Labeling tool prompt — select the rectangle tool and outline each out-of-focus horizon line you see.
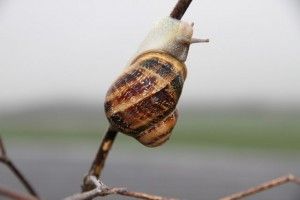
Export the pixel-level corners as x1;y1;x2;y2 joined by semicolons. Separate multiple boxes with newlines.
0;98;299;114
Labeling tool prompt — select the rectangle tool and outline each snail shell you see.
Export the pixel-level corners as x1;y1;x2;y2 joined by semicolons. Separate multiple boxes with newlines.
105;17;196;147
105;51;186;147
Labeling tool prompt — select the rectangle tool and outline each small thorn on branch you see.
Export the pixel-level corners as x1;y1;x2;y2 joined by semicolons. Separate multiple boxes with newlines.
0;136;7;158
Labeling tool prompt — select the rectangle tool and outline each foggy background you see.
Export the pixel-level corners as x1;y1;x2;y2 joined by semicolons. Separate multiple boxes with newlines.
0;0;299;199
0;0;300;109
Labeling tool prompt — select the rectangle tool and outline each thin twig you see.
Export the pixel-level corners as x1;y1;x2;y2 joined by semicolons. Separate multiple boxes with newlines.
67;176;179;200
82;126;118;191
0;137;39;198
111;188;179;200
170;0;193;20
0;186;38;200
220;174;300;200
0;136;7;157
87;126;118;178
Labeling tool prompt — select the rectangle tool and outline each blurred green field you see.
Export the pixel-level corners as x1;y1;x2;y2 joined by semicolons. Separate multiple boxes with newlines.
1;104;299;152
173;112;300;151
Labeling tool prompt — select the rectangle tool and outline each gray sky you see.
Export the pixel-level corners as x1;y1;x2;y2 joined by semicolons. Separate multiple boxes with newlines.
0;0;299;109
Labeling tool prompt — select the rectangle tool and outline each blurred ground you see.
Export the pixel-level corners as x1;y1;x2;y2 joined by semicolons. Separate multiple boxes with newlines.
0;143;299;200
0;103;300;199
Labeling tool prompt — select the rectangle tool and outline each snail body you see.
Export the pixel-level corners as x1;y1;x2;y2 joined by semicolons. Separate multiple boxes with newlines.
105;17;199;147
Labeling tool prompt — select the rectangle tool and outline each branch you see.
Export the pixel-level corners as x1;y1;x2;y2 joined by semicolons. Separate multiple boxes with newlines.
67;176;179;200
81;0;195;195
220;174;300;200
170;0;193;20
0;136;40;199
82;126;118;191
0;186;38;200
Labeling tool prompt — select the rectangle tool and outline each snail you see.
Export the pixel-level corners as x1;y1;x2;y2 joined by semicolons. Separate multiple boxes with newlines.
104;17;204;147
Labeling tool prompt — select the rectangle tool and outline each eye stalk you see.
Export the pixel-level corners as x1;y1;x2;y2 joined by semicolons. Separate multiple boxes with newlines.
177;36;209;44
191;38;210;43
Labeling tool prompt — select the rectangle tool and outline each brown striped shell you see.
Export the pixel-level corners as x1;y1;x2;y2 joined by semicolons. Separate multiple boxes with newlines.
104;51;187;147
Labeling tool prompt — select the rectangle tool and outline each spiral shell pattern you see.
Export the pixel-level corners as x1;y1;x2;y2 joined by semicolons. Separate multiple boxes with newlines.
105;51;187;147
136;110;178;147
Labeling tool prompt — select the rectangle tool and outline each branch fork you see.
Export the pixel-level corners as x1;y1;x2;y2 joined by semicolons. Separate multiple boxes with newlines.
68;175;178;200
